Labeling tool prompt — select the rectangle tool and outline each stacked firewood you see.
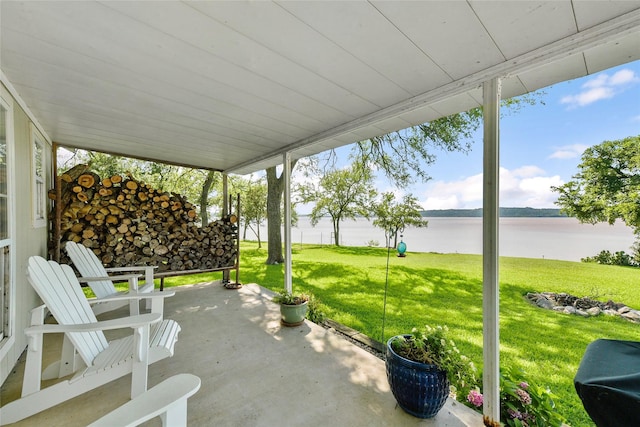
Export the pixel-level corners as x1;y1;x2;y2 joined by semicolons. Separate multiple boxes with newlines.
50;164;238;272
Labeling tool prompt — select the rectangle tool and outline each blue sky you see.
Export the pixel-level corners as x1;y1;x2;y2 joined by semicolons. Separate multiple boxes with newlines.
397;59;640;210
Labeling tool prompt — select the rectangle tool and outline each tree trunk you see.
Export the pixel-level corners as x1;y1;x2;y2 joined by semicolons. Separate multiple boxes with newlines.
333;217;340;246
199;170;216;225
265;159;297;264
256;221;262;249
266;167;284;264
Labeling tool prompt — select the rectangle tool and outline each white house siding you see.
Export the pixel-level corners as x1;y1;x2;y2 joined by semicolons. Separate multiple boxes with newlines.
0;81;52;384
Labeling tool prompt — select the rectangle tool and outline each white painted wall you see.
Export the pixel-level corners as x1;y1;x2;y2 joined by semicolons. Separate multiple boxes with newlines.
0;80;52;384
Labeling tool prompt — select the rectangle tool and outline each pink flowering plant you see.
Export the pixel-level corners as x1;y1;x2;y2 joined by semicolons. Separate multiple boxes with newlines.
465;367;566;427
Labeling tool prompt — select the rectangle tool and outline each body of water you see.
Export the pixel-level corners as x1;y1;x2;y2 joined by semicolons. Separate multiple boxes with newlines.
277;217;637;262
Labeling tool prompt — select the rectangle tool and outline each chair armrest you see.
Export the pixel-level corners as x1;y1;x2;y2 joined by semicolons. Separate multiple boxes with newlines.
91;290;175;305
25;313;162;335
78;274;142;283
105;266;158;273
88;374;201;427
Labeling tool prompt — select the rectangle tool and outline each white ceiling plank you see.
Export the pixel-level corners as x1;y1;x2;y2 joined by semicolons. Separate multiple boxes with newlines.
372;1;506;80
583;31;640;74
277;1;452;96
470;1;577;60
368;116;413;134
396;106;444;128
518;54;588;93
573;0;640;31
3;52;307;145
100;1;381;115
1;11;333;136
187;0;411;107
429;93;482;119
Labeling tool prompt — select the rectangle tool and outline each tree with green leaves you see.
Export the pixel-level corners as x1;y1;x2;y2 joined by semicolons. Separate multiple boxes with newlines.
241;177;268;247
552;135;640;259
373;192;428;248
303;164;377;246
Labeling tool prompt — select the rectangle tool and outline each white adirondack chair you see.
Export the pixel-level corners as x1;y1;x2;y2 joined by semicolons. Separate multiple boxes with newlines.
0;256;181;425
88;373;201;427
65;241;159;316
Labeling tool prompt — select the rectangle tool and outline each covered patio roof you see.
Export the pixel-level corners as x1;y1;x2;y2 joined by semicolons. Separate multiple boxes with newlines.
2;1;639;175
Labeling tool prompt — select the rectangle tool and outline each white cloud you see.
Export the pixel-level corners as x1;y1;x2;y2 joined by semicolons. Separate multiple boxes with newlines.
548;143;589;159
560;87;614;107
560;68;639;109
421;167;563;209
421;174;483;209
610;69;637;85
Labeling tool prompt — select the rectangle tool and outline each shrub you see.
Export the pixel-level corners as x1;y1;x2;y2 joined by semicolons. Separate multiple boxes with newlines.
582;249;638;267
306;293;327;324
466;367;566;427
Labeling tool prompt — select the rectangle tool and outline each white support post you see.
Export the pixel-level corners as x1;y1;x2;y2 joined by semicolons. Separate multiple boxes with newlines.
483;78;501;424
222;174;228;217
222;173;230;284
283;153;292;293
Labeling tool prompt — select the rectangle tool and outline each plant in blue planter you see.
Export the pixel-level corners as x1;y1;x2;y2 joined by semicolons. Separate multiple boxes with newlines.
386;325;478;418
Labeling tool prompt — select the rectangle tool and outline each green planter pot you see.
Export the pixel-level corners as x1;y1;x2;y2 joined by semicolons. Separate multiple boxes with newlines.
280;301;308;326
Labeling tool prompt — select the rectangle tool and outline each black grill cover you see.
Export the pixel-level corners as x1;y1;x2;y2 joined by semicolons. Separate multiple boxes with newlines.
574;339;640;427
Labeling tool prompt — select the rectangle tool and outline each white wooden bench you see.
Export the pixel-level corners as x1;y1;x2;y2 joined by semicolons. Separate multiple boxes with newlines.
88;374;201;427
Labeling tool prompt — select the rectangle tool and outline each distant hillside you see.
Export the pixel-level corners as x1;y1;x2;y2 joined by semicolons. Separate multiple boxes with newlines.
421;207;567;217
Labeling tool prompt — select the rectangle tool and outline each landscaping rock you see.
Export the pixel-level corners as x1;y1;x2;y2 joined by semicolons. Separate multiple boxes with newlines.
564;306;577;315
526;292;639;324
587;307;601;316
536;296;554;310
621;311;640;323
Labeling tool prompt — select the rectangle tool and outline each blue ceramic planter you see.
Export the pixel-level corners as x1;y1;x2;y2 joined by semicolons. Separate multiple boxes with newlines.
385;335;450;418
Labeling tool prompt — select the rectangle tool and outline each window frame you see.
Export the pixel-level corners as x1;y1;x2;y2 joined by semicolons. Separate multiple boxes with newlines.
0;94;16;356
31;126;47;228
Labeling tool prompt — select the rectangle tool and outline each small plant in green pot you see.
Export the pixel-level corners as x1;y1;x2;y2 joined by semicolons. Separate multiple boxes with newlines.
272;290;309;327
386;325;478;418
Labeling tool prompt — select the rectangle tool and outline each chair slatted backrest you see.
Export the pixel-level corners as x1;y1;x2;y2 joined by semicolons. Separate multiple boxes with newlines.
27;256;109;366
65;241;115;299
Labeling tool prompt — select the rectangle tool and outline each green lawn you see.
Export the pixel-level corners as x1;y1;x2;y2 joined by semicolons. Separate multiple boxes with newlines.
162;241;640;427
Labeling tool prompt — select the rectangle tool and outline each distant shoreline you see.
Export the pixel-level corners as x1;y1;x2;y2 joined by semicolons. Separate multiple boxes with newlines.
421;207;566;218
297;207;568;218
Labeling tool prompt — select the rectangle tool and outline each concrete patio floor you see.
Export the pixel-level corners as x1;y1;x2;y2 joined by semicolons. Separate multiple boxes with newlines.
1;280;483;426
